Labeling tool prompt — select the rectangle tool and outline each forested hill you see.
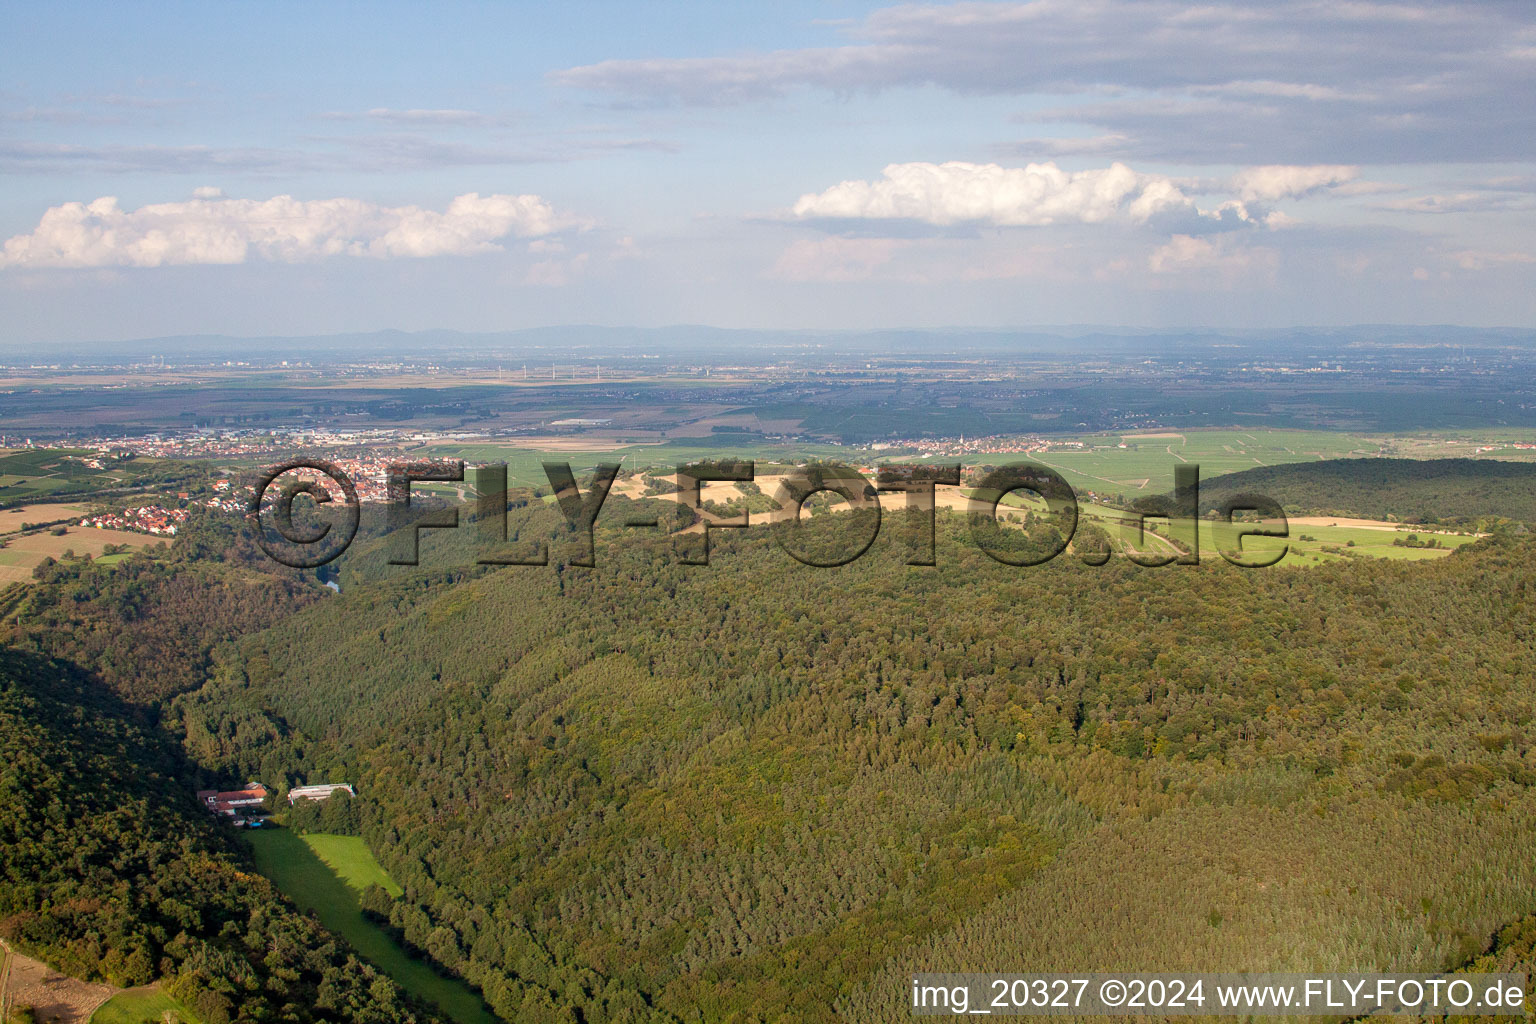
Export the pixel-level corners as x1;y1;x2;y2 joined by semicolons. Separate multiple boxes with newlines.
1196;457;1536;525
5;511;322;704
172;511;1536;1024
0;647;444;1024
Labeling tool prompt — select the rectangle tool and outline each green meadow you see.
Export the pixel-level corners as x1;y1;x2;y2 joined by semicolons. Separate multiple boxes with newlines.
246;828;494;1024
1022;428;1379;496
1105;517;1477;567
414;427;1391;496
946;484;1476;568
92;987;199;1024
405;426;1536;505
301;832;404;897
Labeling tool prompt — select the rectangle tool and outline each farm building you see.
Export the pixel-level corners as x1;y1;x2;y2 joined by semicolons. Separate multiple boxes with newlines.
196;783;268;817
288;783;355;804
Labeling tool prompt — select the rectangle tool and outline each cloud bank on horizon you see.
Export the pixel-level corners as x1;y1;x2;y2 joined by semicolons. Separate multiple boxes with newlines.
0;192;570;269
1;0;1534;337
787;161;1359;229
4;159;1356;269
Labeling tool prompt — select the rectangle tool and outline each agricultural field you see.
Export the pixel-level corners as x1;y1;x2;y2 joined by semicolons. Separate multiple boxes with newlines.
1;945;116;1024
1018;428;1380;497
0;526;161;584
605;463;1480;571
1373;428;1536;460
0;449;123;501
245;828;493;1024
985;489;1478;568
0;449;201;504
222;427;1536;517
594;471;1481;573
955;507;1470;568
414;439;853;488
408;427;1536;507
0;502;91;535
1120;517;1479;568
412;444;635;488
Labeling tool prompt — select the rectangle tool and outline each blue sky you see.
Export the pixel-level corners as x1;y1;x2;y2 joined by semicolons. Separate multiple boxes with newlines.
3;1;1535;343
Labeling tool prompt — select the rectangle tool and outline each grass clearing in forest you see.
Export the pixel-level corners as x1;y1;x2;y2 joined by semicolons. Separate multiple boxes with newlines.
91;987;199;1024
301;833;404;897
246;828;493;1024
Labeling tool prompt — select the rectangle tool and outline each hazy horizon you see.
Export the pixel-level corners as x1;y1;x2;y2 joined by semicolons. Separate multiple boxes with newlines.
4;322;1535;355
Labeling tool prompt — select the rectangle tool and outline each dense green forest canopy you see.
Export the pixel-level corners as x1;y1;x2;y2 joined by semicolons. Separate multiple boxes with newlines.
1195;458;1536;526
4;489;1535;1023
0;647;441;1024
165;499;1536;1023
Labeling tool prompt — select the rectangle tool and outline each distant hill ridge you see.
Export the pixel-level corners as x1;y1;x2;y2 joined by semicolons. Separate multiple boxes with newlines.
1197;457;1536;524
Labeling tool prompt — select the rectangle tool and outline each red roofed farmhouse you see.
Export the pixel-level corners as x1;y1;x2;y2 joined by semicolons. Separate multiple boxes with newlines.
195;783;268;817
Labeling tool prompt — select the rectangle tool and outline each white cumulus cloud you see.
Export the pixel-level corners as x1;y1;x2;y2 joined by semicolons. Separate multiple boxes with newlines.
789;160;1366;231
791;161;1193;227
0;191;571;269
1227;164;1358;201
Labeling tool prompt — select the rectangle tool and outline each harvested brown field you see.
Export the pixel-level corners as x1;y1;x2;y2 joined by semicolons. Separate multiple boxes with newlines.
0;503;92;535
1;943;117;1024
0;527;161;583
1286;515;1473;533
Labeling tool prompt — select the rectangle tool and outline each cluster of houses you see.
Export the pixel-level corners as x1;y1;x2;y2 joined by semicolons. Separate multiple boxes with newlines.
202;482;248;514
289;457;395;502
870;434;1094;459
195;781;355;828
78;504;190;535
